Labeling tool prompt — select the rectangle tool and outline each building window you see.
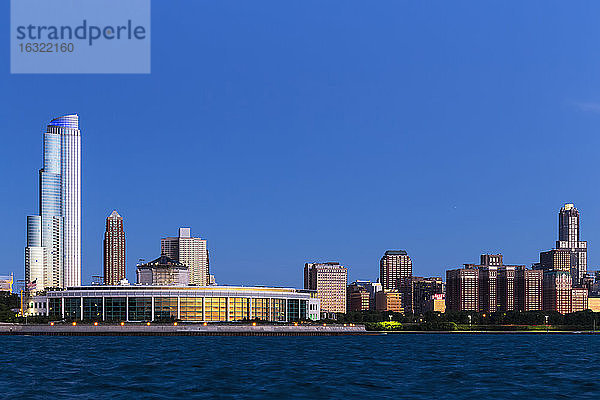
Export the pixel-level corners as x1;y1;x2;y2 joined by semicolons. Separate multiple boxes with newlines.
48;298;62;320
128;297;152;321
105;297;126;321
287;299;300;321
83;297;102;321
251;298;270;321
154;297;178;321
271;299;286;322
229;298;249;321
64;297;81;320
205;297;226;321
180;297;203;321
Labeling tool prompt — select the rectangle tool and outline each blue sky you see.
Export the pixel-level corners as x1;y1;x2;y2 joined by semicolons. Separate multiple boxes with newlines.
3;1;600;287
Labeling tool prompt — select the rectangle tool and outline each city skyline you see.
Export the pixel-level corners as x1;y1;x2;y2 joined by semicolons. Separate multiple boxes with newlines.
5;3;600;399
16;114;598;289
16;118;600;288
5;2;600;288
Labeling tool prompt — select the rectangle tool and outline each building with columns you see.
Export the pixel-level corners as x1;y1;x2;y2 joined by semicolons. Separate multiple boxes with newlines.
31;286;320;322
136;255;189;286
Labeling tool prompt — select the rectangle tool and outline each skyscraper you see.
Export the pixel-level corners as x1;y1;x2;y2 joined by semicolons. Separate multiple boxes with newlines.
25;114;81;290
411;276;445;314
543;270;573;314
446;267;479;311
379;250;413;311
304;262;348;313
379;250;412;291
515;267;543;312
346;283;370;312
556;203;587;285
103;210;126;285
161;228;209;286
447;254;542;313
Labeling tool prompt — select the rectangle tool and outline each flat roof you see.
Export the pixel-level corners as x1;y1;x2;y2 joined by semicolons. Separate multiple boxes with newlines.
44;285;317;299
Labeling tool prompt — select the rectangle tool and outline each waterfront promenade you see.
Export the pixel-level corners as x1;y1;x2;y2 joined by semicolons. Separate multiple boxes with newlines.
0;323;368;336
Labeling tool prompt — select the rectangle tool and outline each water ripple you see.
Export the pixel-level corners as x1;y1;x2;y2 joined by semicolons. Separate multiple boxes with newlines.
1;335;599;399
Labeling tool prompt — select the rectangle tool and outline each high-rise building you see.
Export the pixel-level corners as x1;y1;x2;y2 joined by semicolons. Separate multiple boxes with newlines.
346;283;370;312
25;114;81;291
103;210;126;285
556;203;587;285
161;228;209;286
447;254;535;312
447;263;544;313
380;250;412;291
304;262;347;313
348;280;382;310
136;255;189;286
536;249;571;272
543;270;573;314
375;290;403;313
571;287;588;313
411;276;444;314
478;266;498;313
497;266;516;312
446;267;479;311
533;245;591;313
515;267;543;312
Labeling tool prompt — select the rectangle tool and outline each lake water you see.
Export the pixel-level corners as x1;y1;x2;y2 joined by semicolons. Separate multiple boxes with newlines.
1;334;599;399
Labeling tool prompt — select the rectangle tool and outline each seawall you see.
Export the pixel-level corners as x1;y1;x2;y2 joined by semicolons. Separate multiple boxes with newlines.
0;323;368;336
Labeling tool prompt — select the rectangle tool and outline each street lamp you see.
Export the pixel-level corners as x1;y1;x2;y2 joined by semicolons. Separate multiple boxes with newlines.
545;315;549;333
468;314;472;330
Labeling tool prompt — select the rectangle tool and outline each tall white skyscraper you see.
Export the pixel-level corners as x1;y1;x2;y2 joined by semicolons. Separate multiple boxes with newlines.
161;228;209;286
25;114;81;290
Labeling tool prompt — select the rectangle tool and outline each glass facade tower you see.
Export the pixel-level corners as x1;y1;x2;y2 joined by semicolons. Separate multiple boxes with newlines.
25;115;81;290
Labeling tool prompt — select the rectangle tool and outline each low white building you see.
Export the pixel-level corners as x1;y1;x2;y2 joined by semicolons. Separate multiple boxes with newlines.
31;285;320;322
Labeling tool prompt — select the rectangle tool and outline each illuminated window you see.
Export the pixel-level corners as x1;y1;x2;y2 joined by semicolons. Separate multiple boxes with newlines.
180;297;203;321
229;297;249;321
251;298;270;321
205;297;226;321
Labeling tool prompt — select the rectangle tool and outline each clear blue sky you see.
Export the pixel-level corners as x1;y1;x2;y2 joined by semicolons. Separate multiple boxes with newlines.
2;1;600;287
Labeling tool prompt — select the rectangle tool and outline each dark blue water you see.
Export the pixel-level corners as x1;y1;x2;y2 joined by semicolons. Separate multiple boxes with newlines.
1;334;599;399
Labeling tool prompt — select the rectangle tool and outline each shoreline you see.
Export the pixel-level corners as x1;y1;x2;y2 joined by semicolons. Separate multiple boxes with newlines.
375;330;600;334
0;323;370;336
0;324;597;336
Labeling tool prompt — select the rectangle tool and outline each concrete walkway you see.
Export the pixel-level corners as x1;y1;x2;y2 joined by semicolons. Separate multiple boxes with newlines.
0;323;368;336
